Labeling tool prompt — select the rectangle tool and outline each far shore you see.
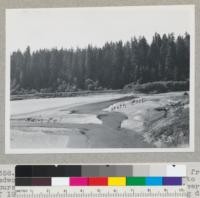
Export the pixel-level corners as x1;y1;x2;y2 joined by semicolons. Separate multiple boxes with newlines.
11;89;123;101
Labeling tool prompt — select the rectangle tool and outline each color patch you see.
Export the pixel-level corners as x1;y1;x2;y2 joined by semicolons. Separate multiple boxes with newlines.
108;177;126;186
163;177;182;186
15;178;32;186
133;166;149;176
15;166;33;177
81;166;100;176
149;165;167;176
166;165;186;177
32;178;51;186
70;177;88;186
88;177;108;186
126;177;146;186
51;177;69;186
98;166;117;176
145;177;163;186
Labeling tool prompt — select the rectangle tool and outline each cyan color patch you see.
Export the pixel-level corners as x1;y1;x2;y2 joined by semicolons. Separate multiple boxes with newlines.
145;177;163;186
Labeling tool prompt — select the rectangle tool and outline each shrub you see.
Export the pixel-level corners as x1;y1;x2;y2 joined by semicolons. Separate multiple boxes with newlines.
125;81;189;93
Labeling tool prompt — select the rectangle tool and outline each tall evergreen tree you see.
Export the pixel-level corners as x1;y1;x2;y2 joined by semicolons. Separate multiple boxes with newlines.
10;33;190;93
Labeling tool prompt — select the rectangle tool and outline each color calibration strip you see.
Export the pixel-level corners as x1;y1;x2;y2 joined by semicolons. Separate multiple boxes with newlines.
15;177;183;186
15;165;185;187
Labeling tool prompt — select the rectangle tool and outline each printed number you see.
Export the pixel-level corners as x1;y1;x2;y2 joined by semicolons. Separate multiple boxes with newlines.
147;189;151;192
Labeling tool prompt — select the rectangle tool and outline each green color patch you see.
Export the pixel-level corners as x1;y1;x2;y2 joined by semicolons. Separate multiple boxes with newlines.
126;177;146;186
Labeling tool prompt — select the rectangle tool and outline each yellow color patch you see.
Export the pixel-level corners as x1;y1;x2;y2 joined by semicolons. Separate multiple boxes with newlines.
108;177;126;186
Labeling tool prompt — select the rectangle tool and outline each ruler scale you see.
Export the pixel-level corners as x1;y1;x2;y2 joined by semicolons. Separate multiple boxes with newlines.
0;163;200;198
14;191;190;198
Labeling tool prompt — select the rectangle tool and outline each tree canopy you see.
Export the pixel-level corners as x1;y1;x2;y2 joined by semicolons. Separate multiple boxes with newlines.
11;33;190;94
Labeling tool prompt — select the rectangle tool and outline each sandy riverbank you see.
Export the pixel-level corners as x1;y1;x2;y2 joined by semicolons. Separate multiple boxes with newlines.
10;91;189;149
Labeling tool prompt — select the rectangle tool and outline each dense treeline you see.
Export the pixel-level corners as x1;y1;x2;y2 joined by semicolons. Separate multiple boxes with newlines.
11;33;190;94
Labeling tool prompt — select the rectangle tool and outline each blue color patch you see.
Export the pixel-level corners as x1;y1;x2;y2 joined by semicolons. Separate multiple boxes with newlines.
145;177;163;186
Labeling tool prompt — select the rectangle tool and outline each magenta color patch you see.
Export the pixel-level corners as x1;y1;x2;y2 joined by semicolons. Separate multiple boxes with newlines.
69;177;88;186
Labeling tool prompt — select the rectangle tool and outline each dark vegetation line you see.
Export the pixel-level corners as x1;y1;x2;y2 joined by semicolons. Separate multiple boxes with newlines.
11;33;190;95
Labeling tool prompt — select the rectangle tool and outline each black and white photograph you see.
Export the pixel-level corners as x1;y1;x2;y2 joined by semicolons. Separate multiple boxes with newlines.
6;5;194;153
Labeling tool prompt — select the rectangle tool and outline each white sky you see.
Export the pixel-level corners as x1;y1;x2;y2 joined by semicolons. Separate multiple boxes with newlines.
6;5;194;53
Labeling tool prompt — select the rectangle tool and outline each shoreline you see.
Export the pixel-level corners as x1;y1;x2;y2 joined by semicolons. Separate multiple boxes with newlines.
11;89;123;101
